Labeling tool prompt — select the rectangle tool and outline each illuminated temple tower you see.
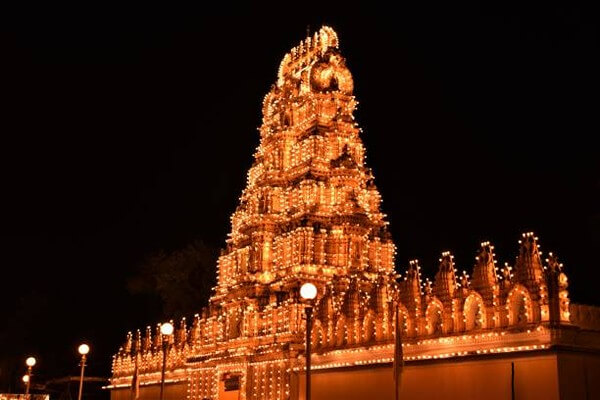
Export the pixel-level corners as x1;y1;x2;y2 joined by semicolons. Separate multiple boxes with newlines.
110;27;600;400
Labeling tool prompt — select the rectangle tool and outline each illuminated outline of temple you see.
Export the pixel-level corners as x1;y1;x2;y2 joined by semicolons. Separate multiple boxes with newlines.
109;27;600;400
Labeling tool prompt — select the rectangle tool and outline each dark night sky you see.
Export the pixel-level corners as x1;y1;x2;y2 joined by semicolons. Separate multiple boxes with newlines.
1;4;598;392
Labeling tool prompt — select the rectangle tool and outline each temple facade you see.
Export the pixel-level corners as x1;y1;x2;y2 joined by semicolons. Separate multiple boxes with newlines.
108;27;600;400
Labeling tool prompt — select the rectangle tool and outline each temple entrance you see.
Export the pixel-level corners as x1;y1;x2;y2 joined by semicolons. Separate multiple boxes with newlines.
218;373;241;400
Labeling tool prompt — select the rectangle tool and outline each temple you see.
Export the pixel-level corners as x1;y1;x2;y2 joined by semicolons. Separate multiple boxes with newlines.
108;27;600;400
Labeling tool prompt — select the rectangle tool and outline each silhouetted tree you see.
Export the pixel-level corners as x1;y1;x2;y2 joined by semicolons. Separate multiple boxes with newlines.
128;240;217;319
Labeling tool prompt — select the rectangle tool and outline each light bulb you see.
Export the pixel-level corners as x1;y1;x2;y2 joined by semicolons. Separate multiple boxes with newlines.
160;322;174;336
300;283;317;300
78;344;90;355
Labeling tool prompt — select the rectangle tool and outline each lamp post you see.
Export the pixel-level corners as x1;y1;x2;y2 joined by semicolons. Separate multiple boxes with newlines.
24;357;36;396
22;374;30;393
300;282;317;400
159;322;174;400
77;344;90;400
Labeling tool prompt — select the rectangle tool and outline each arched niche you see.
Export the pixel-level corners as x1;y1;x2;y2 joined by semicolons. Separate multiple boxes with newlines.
311;319;326;350
425;298;444;335
507;285;534;326
362;311;375;343
335;316;348;347
463;292;486;331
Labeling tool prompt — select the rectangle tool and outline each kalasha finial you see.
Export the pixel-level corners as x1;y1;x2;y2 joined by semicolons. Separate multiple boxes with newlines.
546;252;563;273
134;329;142;352
277;26;340;87
460;271;470;289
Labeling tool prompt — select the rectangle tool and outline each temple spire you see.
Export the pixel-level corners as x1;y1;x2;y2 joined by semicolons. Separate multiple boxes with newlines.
472;241;499;303
213;25;394;306
434;252;458;301
515;232;545;293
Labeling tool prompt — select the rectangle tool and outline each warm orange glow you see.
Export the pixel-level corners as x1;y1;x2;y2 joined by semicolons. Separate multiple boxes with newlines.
25;357;36;367
109;27;575;400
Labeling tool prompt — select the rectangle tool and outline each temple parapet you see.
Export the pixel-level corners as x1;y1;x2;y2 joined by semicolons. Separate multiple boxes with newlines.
112;231;587;382
570;303;600;331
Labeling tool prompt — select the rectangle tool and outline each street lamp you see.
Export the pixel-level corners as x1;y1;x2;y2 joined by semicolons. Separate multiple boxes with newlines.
24;357;36;396
77;344;90;400
300;282;317;400
159;322;174;400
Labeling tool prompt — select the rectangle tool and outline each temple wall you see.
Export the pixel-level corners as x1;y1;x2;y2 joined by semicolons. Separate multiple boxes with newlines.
110;382;188;400
557;351;600;399
295;352;600;400
108;351;600;400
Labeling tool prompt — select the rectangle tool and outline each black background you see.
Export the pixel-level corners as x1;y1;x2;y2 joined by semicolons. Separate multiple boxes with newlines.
1;4;598;391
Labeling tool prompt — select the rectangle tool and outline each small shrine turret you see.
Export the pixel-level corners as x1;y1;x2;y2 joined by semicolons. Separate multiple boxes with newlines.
434;252;458;303
471;241;499;304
